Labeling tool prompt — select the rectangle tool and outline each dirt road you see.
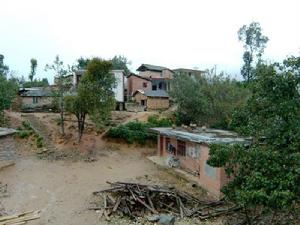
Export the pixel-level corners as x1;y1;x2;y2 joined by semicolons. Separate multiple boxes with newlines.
1;150;157;225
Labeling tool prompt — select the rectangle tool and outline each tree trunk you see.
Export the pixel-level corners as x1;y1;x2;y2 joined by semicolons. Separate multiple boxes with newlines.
59;91;65;136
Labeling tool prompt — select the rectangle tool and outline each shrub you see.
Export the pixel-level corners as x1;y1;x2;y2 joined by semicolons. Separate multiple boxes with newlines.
36;136;44;148
106;116;172;145
17;130;31;139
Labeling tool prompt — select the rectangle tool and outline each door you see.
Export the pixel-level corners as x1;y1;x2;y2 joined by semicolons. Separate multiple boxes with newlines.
159;136;164;156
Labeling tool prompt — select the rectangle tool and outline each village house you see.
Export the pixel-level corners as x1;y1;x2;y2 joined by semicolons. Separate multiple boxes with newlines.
133;90;169;110
127;73;152;99
17;87;53;112
149;127;249;197
173;68;206;78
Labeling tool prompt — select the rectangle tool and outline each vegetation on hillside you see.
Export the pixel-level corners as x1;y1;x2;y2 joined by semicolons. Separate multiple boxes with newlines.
106;115;172;144
65;58;116;142
170;72;250;129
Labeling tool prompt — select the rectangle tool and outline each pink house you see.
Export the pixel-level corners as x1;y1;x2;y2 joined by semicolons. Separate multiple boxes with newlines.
150;127;249;197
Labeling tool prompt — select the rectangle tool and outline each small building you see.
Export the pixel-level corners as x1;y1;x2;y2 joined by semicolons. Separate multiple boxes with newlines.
133;90;169;110
173;68;206;78
150;127;249;197
127;74;152;99
18;87;53;112
137;64;174;80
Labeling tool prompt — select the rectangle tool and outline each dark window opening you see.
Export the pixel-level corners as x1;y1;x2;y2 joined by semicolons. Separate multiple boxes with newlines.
177;140;186;157
141;100;145;106
143;82;147;88
152;85;157;90
33;97;38;104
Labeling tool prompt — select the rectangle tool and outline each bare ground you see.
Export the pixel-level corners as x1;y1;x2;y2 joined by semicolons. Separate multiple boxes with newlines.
0;111;218;225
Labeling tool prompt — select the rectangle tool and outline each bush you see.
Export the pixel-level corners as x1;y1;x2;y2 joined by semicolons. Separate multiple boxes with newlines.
106;116;172;145
36;136;44;148
17;130;31;139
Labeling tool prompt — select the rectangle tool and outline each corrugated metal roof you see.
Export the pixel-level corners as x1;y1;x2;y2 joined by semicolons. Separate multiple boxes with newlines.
149;127;250;145
19;89;52;97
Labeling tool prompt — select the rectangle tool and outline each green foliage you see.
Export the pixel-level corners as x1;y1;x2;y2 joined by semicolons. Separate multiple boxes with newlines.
110;55;131;75
23;78;49;88
17;130;32;139
29;58;38;82
147;115;172;127
0;64;18;125
106;121;156;144
65;58;116;142
170;73;249;129
208;57;300;224
0;54;9;77
107;116;172;145
36;136;44;148
238;21;269;81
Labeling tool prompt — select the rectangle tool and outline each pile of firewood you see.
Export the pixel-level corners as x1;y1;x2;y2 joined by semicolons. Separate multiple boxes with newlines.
0;210;40;225
90;181;240;221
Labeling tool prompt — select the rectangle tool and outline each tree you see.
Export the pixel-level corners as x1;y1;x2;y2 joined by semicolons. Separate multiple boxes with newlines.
208;58;300;224
238;22;269;81
65;58;116;142
29;58;37;82
0;54;9;77
23;78;49;88
0;55;18;124
170;72;249;128
74;57;91;70
45;55;70;135
111;55;131;75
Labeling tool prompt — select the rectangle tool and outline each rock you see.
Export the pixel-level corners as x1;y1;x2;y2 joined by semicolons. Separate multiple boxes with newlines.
158;214;175;225
146;214;160;222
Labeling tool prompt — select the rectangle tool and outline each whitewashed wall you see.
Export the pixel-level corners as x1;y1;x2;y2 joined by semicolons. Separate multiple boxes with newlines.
111;70;124;103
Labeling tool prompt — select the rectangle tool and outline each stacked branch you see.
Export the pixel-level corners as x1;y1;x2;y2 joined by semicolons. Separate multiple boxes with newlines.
90;182;240;221
0;210;40;225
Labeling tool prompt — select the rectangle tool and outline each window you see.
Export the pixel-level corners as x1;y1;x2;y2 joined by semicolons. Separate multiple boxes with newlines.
32;97;38;104
177;140;186;156
152;85;157;90
143;82;147;88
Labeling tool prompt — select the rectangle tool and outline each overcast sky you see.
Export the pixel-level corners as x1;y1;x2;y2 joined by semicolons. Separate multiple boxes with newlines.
1;0;299;83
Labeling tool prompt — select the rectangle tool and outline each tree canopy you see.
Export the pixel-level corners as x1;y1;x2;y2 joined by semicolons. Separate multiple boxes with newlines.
208;56;300;224
65;58;116;142
110;55;131;75
238;22;269;81
170;73;249;129
29;58;37;82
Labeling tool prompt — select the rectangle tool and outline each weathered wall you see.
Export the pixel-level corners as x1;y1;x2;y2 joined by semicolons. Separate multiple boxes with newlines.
133;92;147;106
147;97;169;110
21;96;52;108
127;76;152;97
139;71;162;79
111;70;124;103
158;135;229;197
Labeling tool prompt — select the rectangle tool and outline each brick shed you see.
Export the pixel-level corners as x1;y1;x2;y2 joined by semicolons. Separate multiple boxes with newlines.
150;127;249;197
133;90;169;110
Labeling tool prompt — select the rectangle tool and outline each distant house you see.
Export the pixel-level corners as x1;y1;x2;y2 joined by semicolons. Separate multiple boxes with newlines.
133;90;169;110
18;87;53;112
173;68;206;78
127;74;152;98
137;64;174;80
150;127;249;197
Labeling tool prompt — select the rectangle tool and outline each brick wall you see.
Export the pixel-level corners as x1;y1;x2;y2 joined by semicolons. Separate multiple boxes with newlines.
127;76;151;97
147;97;169;110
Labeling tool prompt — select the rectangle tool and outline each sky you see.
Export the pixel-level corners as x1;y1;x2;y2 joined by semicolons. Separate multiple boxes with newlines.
0;0;299;84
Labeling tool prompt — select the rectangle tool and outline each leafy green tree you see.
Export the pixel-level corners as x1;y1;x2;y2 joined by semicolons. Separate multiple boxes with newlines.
29;58;37;82
0;56;18;124
111;55;131;75
74;57;91;70
238;22;269;81
65;58;116;142
170;73;249;128
45;55;70;135
208;58;300;224
0;54;9;77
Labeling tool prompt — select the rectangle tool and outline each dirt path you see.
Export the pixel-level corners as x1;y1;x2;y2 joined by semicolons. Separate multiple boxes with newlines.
0;136;18;162
1;150;158;225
